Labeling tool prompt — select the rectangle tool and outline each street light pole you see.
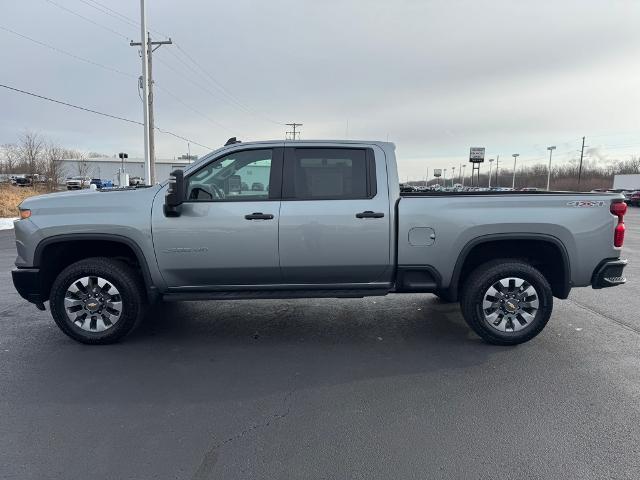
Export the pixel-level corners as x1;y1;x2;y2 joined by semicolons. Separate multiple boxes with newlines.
511;153;519;189
462;164;467;187
546;146;556;191
451;166;456;187
488;159;494;188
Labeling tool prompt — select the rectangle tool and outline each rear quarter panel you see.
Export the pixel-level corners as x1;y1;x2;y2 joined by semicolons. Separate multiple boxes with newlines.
397;194;622;288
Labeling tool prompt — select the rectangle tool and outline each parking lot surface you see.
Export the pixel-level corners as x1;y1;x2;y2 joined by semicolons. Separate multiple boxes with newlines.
1;209;639;479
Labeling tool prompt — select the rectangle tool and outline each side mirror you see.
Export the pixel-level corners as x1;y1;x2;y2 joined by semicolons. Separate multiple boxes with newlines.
164;169;185;217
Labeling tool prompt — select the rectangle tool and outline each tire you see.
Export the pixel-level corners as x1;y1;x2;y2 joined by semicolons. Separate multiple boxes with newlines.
49;257;145;344
460;259;553;345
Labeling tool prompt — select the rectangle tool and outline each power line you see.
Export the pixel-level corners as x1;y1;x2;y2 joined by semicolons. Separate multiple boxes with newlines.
0;83;141;124
77;0;171;38
75;0;140;29
154;83;235;133
43;0;131;40
0;83;213;150
172;42;284;125
154;126;211;150
0;25;135;78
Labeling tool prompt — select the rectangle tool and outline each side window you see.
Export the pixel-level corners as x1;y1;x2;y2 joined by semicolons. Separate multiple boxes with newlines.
284;148;375;200
186;149;273;201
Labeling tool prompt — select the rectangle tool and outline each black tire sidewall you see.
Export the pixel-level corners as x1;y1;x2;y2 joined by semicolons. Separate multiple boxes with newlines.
50;258;143;344
461;261;553;345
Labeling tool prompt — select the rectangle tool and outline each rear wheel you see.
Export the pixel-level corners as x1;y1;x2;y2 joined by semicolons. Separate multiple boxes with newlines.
460;259;553;345
50;257;144;344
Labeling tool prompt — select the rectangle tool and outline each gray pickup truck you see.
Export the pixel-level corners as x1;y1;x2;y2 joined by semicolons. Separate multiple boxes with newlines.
11;139;628;345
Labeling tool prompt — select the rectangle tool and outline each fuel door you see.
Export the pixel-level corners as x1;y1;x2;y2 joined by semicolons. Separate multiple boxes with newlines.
408;227;436;247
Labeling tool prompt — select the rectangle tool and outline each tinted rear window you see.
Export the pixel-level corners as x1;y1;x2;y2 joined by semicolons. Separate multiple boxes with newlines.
286;148;370;200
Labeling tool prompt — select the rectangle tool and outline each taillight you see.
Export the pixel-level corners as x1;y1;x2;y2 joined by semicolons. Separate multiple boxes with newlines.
611;201;627;248
611;201;627;217
614;223;625;248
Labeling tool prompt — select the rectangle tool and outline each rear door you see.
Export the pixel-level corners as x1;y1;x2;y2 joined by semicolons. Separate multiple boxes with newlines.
152;147;283;288
278;145;392;284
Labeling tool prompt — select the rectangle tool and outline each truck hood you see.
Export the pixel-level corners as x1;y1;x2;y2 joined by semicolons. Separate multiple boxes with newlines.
20;186;163;214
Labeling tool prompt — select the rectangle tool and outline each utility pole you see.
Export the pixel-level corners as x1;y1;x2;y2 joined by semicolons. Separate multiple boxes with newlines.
130;3;172;185
451;166;456;187
286;123;303;140
577;136;586;190
546;146;556;191
511;153;519;189
488;159;494;188
462;164;466;187
495;155;499;187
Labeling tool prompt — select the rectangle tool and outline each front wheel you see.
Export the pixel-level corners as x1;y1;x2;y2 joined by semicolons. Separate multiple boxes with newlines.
49;257;145;344
460;259;553;345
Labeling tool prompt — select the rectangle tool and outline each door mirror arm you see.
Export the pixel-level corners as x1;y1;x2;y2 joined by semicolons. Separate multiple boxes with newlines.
164;170;185;217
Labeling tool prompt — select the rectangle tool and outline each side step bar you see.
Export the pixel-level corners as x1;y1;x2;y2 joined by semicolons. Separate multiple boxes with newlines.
162;289;390;302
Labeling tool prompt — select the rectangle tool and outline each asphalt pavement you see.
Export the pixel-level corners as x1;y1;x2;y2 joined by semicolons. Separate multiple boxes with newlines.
1;209;639;479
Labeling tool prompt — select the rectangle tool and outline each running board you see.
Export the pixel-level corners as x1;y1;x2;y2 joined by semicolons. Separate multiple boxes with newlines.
162;289;390;302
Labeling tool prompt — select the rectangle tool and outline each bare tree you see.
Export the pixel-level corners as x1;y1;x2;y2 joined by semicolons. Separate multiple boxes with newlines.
44;142;67;189
1;143;20;174
19;131;45;176
76;153;90;178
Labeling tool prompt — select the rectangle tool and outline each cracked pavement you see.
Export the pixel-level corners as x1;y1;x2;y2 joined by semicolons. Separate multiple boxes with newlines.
0;208;639;479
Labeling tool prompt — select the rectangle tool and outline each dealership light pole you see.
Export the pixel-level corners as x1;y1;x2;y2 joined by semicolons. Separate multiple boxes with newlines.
546;146;556;191
488;159;494;188
511;153;519;189
461;164;467;187
451;166;456;187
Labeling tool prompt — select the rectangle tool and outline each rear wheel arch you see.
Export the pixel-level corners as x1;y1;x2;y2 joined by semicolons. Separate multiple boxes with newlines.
448;234;571;301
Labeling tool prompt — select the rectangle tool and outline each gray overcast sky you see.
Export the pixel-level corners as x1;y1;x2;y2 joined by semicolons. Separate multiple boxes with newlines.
2;0;639;180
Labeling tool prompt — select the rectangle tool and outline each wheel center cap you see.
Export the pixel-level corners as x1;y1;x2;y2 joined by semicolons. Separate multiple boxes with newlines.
505;300;517;313
86;299;100;312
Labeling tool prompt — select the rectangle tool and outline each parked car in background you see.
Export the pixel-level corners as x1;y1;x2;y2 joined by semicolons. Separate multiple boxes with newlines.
521;187;540;192
90;178;103;189
251;182;264;191
129;176;145;187
628;191;640;207
15;175;34;187
66;176;91;190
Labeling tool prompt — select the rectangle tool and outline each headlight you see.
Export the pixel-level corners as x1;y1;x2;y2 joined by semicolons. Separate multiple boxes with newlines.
19;208;31;220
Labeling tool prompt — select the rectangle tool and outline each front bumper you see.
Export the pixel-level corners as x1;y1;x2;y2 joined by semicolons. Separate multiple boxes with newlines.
592;258;627;289
11;268;46;309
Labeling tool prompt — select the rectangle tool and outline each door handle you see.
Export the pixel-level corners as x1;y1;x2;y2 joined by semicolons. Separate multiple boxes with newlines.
355;211;384;219
244;212;274;220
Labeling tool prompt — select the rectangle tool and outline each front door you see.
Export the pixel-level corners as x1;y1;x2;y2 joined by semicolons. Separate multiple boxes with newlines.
278;146;392;284
152;147;283;288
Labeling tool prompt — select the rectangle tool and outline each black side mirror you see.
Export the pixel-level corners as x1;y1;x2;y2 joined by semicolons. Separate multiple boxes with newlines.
164;169;185;217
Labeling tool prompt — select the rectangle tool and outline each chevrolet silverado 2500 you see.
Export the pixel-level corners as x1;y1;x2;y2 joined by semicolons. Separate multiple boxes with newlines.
11;140;628;345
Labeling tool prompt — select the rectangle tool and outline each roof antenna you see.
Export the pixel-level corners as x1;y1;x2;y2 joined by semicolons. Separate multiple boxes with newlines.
225;137;241;146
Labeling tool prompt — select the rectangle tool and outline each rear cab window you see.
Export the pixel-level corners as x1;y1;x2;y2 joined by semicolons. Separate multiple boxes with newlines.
283;147;377;200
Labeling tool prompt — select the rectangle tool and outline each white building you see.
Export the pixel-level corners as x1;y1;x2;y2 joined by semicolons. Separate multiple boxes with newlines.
613;174;640;190
60;157;192;184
